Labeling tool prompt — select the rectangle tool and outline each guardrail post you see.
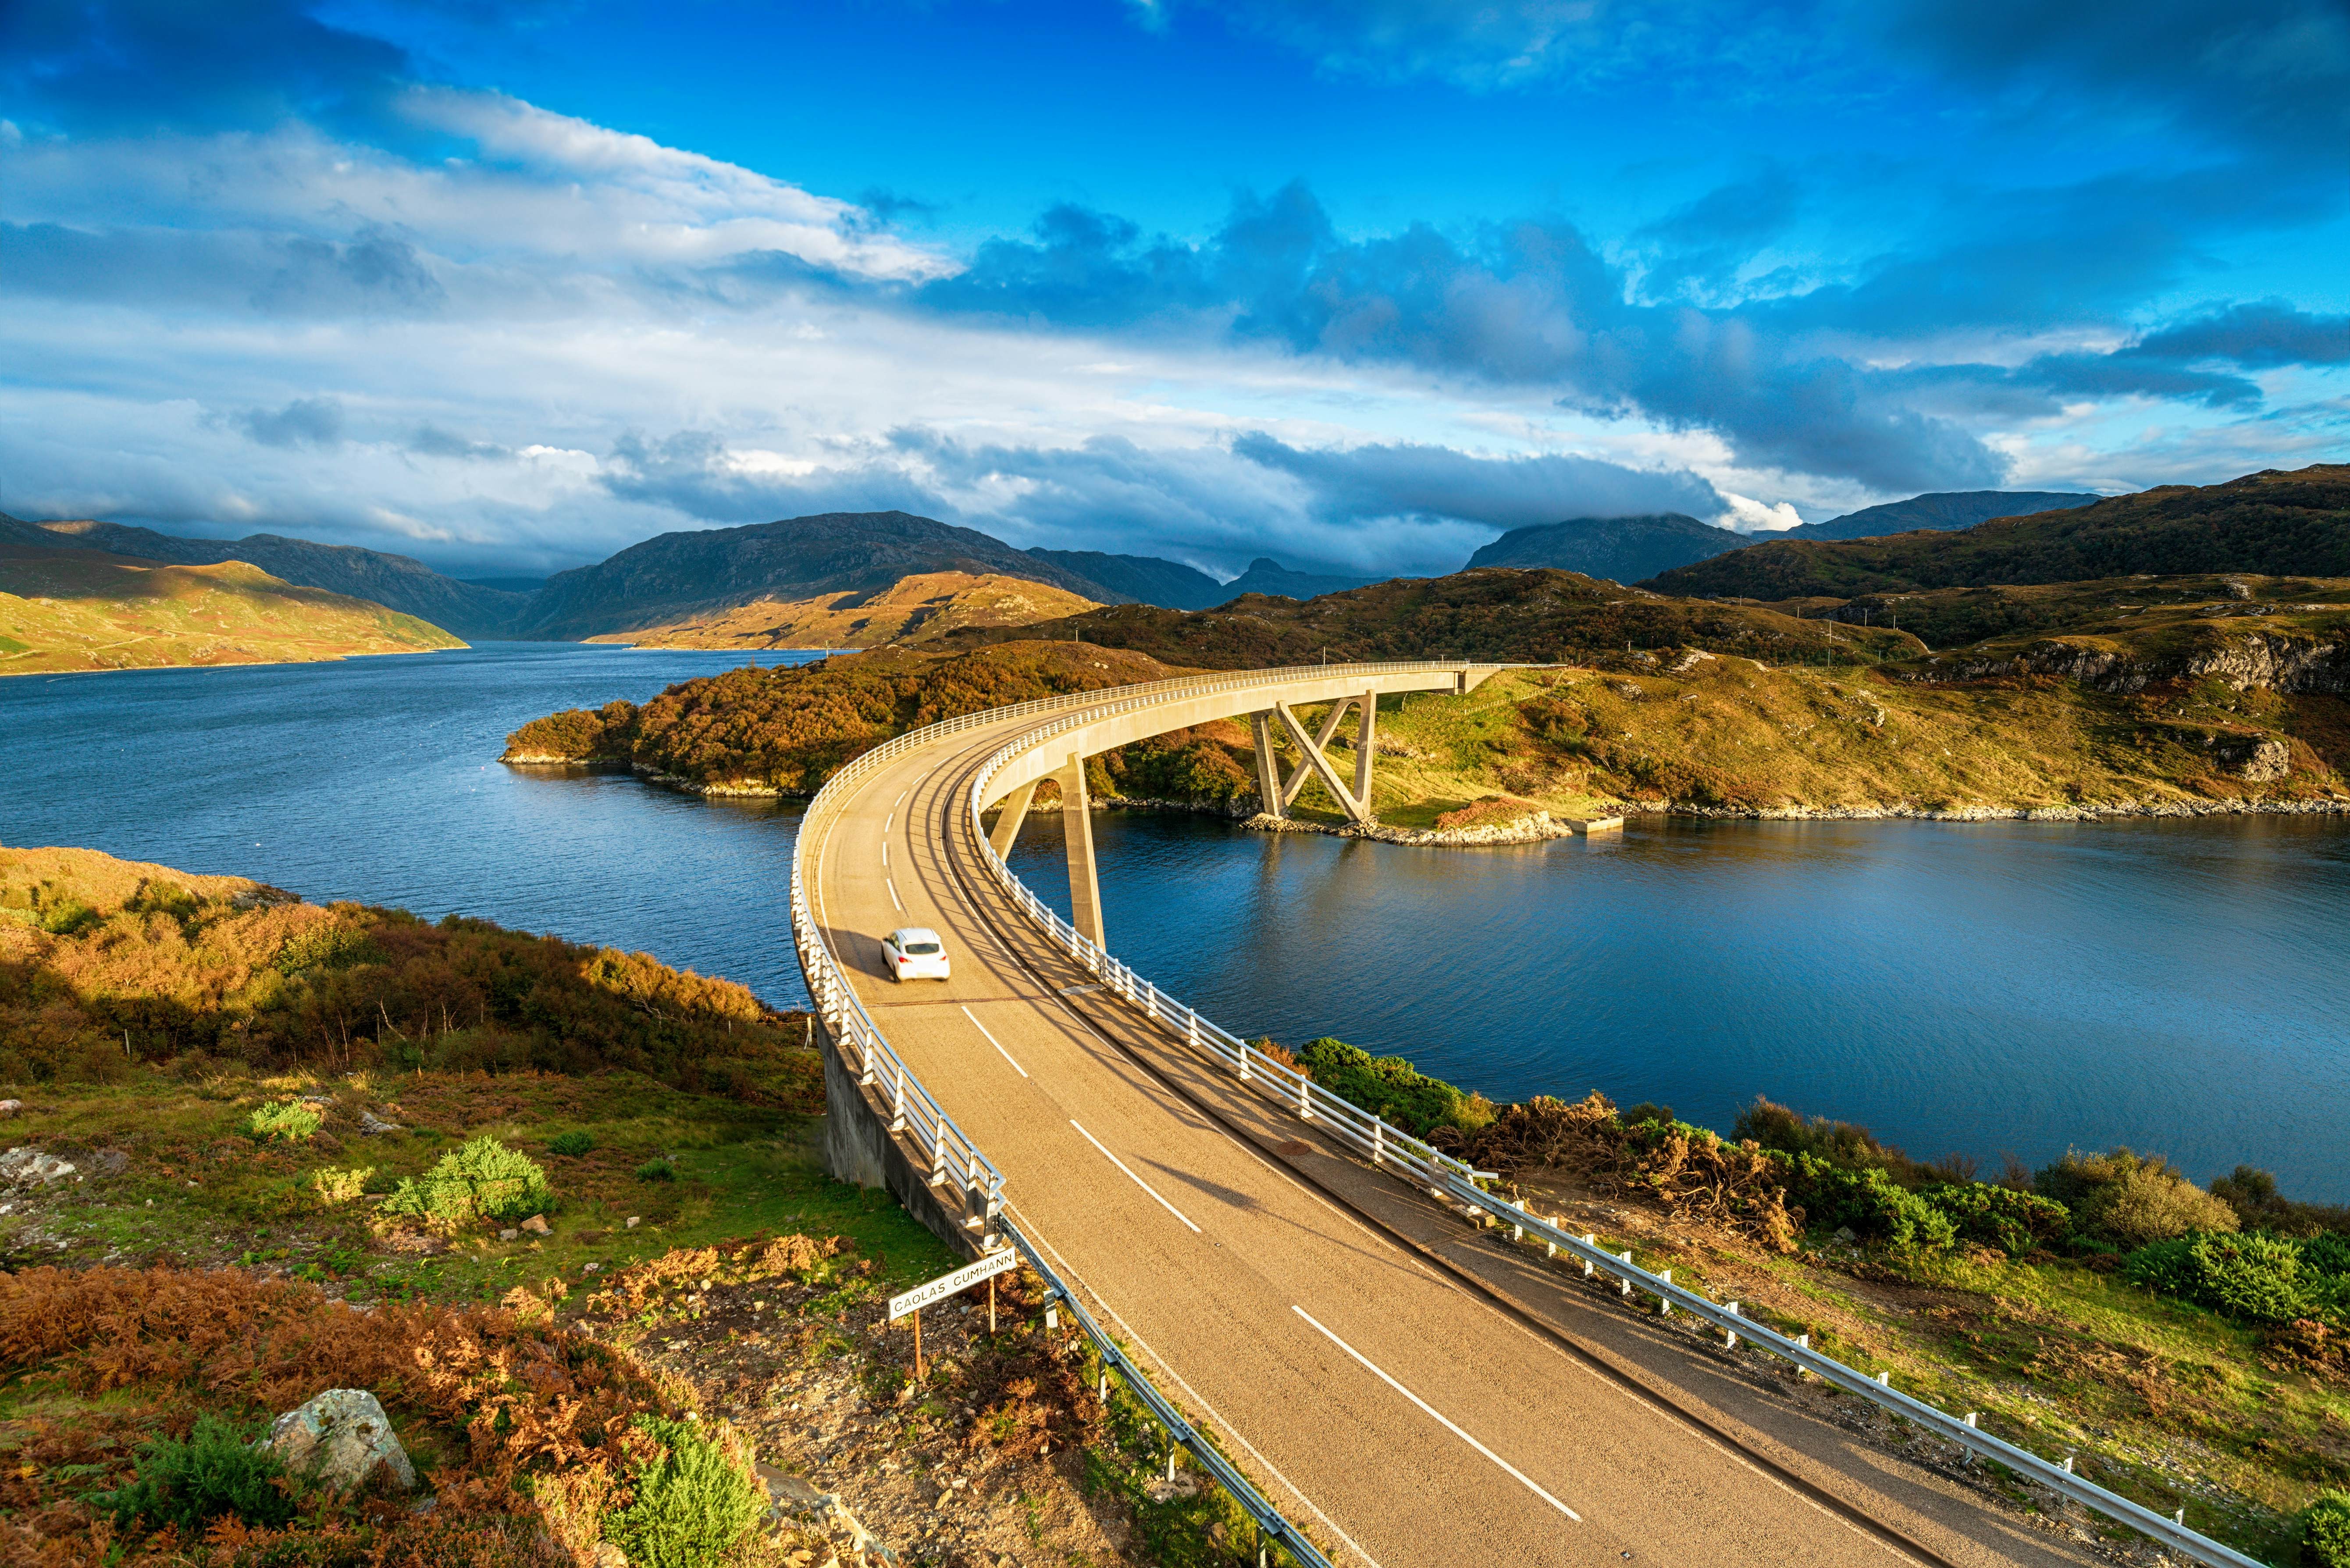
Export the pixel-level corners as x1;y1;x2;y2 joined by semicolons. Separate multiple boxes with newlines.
1371;1119;1384;1163
1657;1269;1672;1313
1299;1077;1313;1120
890;1065;906;1132
929;1122;947;1187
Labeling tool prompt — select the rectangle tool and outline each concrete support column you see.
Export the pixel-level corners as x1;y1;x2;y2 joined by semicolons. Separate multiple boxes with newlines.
1273;700;1374;826
1249;711;1286;820
1059;751;1105;948
986;780;1036;857
1281;698;1354;809
1353;689;1377;807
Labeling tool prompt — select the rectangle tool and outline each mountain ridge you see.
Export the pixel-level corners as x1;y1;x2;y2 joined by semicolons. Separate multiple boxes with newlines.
1781;490;2100;542
31;519;529;639
1465;512;1745;584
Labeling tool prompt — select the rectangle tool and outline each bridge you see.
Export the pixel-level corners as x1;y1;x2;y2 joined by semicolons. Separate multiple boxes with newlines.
792;661;2248;1568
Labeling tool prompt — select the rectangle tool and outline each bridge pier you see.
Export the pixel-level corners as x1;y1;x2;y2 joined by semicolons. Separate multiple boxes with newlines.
1059;751;1106;948
1249;711;1285;820
987;779;1036;857
1273;700;1375;825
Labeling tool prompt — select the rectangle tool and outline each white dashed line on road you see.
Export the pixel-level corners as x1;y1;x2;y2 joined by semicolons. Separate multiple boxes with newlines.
887;878;903;912
1069;1120;1201;1233
959;1006;1029;1078
1292;1305;1581;1522
882;841;889;867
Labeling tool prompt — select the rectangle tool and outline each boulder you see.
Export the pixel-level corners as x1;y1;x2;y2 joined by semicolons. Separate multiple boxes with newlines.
0;1148;77;1185
266;1388;417;1493
359;1108;403;1134
520;1213;551;1235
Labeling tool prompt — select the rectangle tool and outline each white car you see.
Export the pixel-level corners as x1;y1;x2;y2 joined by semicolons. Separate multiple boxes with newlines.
883;927;951;981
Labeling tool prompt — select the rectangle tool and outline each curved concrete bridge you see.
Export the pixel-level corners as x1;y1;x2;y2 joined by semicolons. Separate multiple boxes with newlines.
794;660;2105;1568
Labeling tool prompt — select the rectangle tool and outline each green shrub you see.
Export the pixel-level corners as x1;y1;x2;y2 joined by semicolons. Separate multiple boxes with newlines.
548;1130;596;1157
1294;1037;1491;1138
246;1100;322;1143
1790;1156;1957;1252
1920;1183;2071;1256
2036;1148;2238;1248
1734;1096;1915;1177
635;1157;677;1183
2304;1490;2350;1568
2124;1231;2311;1324
381;1135;551;1230
2302;1231;2350;1280
91;1413;296;1534
602;1416;765;1568
1620;1102;1676;1128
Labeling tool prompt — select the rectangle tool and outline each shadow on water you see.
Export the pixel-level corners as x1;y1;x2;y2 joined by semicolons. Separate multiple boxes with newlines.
8;644;2346;1199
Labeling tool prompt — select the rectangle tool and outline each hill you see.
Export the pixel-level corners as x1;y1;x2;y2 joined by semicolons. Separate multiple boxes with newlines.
505;641;1189;793
1217;557;1382;599
1025;548;1228;609
1645;465;2350;601
933;568;1922;670
1781;491;2098;541
0;533;464;676
580;571;1100;650
33;519;530;639
516;511;1126;641
1466;512;1745;583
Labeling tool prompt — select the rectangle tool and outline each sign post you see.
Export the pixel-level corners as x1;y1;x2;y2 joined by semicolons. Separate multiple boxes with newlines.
888;1249;1019;1381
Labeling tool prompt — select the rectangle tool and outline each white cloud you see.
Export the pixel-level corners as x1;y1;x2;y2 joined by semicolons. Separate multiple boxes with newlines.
1716;490;1805;531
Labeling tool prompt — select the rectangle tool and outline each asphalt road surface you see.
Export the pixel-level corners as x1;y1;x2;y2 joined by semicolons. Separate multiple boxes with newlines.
812;711;2099;1568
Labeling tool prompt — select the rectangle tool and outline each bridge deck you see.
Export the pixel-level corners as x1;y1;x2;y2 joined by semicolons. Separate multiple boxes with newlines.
812;693;2095;1568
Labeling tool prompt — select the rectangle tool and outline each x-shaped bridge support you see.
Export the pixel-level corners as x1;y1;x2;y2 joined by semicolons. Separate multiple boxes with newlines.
1250;692;1378;824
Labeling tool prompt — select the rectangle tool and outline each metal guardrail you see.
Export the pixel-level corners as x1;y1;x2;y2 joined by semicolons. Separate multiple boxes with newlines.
959;668;2269;1568
788;663;1471;1568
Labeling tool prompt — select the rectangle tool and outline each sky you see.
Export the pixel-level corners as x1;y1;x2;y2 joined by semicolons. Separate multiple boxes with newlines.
4;1;2346;582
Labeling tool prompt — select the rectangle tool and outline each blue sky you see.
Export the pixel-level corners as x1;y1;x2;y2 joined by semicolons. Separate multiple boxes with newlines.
4;1;2346;580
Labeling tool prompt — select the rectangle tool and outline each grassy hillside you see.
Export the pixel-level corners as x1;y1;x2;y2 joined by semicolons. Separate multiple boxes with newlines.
1647;464;2350;601
0;537;463;676
936;566;1923;669
582;570;1100;651
0;843;814;1100
505;640;1191;793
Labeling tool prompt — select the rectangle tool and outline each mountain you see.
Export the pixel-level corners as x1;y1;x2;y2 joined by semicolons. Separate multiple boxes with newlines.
1025;548;1228;610
1643;465;2350;601
1217;558;1381;600
1465;513;1745;584
1;531;463;676
516;511;1125;641
32;520;530;639
580;572;1101;650
934;568;1921;670
1780;491;2099;541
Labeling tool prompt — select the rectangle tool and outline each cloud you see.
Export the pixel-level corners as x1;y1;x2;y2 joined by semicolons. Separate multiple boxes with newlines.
1229;434;1727;526
2122;302;2350;369
596;430;943;523
409;425;510;461
237;397;345;448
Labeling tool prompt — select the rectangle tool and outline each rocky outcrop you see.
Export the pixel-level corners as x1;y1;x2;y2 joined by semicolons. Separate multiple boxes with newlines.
1245;810;1606;846
1906;629;2347;695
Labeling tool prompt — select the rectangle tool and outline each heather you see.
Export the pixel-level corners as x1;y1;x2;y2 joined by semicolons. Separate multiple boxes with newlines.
0;844;816;1105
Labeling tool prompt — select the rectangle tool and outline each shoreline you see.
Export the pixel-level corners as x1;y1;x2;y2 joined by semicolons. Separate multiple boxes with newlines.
500;755;2350;831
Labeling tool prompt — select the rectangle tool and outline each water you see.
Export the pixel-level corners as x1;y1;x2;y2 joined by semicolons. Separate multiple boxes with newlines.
7;646;2345;1198
1004;811;2350;1200
2;644;826;1006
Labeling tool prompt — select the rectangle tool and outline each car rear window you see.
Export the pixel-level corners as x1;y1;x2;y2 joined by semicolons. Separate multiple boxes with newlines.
903;942;942;955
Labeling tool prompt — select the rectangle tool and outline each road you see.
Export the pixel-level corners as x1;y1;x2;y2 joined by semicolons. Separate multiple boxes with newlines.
811;708;2098;1568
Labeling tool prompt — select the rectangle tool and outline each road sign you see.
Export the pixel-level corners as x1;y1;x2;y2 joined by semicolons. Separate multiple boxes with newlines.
888;1248;1018;1321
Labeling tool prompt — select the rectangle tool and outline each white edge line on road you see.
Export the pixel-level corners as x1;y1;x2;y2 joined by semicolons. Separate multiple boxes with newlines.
883;841;889;867
884;813;893;834
960;1005;1029;1079
1070;1120;1202;1233
1008;1202;1384;1568
1292;1305;1582;1524
887;878;902;912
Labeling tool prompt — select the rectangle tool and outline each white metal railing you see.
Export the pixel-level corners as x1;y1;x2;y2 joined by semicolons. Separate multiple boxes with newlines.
956;668;2268;1568
787;661;1486;1568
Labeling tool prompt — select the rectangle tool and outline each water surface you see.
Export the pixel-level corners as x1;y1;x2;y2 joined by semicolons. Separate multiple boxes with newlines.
7;646;2344;1198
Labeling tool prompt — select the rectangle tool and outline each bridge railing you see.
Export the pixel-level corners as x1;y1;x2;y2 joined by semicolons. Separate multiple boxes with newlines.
958;667;2266;1568
790;661;1488;1568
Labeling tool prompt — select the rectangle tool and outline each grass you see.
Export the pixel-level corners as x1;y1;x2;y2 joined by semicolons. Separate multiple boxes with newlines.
1245;656;2346;825
0;544;462;677
0;1065;959;1304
